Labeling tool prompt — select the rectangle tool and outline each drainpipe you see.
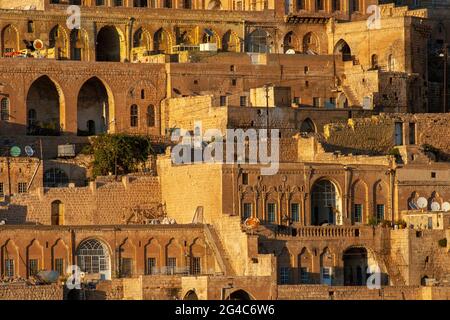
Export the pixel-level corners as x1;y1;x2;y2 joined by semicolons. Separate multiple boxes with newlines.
128;17;135;62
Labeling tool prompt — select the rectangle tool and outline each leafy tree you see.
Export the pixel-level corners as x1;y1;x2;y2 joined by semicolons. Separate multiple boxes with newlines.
85;134;154;178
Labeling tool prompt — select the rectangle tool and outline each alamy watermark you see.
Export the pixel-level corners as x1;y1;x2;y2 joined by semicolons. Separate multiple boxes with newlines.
170;121;280;176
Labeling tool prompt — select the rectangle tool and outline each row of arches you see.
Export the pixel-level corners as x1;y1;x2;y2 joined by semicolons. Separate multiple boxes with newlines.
0;24;242;60
17;75;158;135
276;246;381;286
240;178;390;226
1;237;209;280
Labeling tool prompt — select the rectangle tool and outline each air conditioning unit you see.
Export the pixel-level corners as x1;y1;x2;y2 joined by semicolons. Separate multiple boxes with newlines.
58;144;76;158
200;43;218;52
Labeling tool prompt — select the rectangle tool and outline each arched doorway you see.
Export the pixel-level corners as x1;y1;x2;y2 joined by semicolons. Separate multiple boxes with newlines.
343;247;368;286
207;0;222;9
334;39;352;61
77;77;111;136
310;180;342;226
26;76;63;136
76;239;111;280
70;29;88;61
184;290;199;300
49;25;68;60
226;289;253;300
154;28;171;54
302;32;320;54
246;29;271;53
51;200;64;225
283;31;299;53
1;25;19;56
300;118;316;133
222;30;240;52
96;26;121;62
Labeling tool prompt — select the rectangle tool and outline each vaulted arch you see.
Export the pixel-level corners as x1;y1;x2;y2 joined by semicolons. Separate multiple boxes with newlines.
351;179;368;225
26;75;65;135
303;32;320;54
49;25;69;60
334;39;352;61
77;76;115;135
222;30;240;52
154;28;173;54
1;24;19;56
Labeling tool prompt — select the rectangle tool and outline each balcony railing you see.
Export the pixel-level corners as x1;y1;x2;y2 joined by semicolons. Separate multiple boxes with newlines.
275;226;360;238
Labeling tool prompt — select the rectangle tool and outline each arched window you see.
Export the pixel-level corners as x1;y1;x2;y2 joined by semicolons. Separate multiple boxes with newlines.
388;54;395;71
130;104;138;127
0;97;9;121
371;54;379;69
146;105;155;127
300;118;316;133
51;200;64;225
76;239;111;279
246;29;270;53
311;180;340;226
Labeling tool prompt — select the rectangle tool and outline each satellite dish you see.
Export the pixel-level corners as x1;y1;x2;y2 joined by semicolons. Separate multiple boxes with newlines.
285;49;296;55
24;145;34;157
431;202;441;212
244;217;260;230
442;202;450;212
417;197;428;210
33;39;44;50
10;146;21;157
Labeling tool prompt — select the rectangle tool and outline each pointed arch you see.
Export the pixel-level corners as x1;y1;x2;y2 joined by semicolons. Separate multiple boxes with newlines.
1;24;19;56
303;32;320;54
77;76;115;135
145;238;161;275
201;28;221;49
96;25;126;62
351;179;369;225
70;28;89;61
373;180;389;223
246;29;271;53
283;31;299;53
298;247;313;284
300;117;316;133
334;39;352;61
310;178;343;226
51;239;70;276
2;239;19;277
154;28;174;54
49;24;69;59
26;75;65;135
222;30;240;52
26;239;44;278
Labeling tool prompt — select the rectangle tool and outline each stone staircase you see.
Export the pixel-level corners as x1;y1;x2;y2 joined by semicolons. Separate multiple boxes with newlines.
383;255;407;286
203;224;236;276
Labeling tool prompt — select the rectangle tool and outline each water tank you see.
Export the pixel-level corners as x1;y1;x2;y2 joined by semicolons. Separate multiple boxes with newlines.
58;144;76;158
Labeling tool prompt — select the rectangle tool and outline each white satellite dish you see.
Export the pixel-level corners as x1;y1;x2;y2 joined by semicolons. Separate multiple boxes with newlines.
431;202;441;212
25;145;34;157
442;202;450;212
33;39;44;50
417;197;428;210
285;49;296;55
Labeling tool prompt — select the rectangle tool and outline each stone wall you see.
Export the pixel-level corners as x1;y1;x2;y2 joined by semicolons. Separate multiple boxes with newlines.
277;285;440;300
0;175;161;225
324;113;450;156
0;283;62;300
